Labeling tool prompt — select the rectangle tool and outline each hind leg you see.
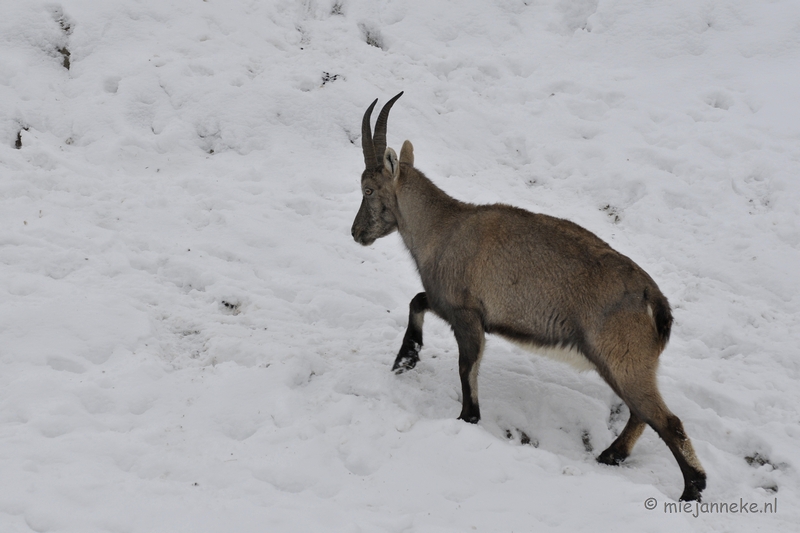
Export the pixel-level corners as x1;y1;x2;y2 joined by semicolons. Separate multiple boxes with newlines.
597;410;646;466
593;311;706;501
602;365;706;501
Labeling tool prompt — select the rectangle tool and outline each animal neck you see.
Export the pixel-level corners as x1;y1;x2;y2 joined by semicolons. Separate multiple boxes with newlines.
394;165;467;267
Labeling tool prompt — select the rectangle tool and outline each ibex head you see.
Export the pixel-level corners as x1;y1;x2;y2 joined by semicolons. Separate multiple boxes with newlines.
351;92;404;246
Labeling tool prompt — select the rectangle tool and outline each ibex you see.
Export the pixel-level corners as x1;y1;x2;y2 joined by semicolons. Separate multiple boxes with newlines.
350;92;706;501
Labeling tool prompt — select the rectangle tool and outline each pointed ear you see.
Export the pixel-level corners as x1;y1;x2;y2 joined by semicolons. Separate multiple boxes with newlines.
384;147;399;180
399;140;414;166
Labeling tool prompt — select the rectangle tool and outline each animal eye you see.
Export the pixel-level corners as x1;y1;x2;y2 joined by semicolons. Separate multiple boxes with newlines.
364;188;373;196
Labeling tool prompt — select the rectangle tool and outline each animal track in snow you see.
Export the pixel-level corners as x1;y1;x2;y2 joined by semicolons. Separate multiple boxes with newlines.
605;402;627;436
221;300;241;315
600;204;621;223
47;4;74;69
505;427;538;447
556;0;599;34
704;90;734;110
358;22;385;50
581;430;593;452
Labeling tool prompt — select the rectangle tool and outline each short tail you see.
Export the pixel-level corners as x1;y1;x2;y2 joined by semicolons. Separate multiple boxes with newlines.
644;286;672;351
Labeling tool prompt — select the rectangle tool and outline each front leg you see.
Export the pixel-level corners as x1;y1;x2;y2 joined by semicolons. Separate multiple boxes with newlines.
450;309;485;424
392;292;428;373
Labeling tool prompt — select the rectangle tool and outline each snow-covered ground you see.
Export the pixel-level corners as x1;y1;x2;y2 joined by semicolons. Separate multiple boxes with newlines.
1;0;799;531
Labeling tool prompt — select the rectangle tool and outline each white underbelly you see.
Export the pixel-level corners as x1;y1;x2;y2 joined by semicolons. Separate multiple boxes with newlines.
508;340;597;372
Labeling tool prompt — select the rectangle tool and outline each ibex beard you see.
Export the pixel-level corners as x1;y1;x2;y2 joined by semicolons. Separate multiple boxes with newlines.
350;92;706;502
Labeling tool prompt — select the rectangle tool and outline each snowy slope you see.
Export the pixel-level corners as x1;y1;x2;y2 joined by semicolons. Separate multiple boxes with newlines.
1;0;799;531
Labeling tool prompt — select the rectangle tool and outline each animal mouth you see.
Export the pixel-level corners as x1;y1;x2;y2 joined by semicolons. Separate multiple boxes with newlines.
353;233;375;246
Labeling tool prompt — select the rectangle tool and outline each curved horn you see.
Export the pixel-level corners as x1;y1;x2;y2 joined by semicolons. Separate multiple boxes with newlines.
372;91;404;168
362;98;378;169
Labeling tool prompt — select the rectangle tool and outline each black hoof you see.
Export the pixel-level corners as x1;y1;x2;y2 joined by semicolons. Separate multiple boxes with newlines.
679;475;707;502
458;414;480;424
392;354;419;373
597;447;627;466
679;487;702;502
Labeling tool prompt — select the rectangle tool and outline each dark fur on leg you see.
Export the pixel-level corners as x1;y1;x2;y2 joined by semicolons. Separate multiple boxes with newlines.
392;292;428;373
451;310;484;424
597;411;646;466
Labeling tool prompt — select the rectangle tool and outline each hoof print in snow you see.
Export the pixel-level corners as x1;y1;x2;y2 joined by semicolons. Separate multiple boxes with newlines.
221;300;241;315
745;452;770;467
745;452;784;471
601;204;621;223
104;76;121;94
519;430;536;447
607;402;626;431
14;127;28;149
52;8;74;35
359;22;385;50
343;128;358;145
505;428;538;447
49;5;74;70
705;91;733;111
331;2;344;16
295;24;310;49
747;196;771;214
196;118;222;153
581;430;593;452
321;72;342;86
57;47;71;70
744;452;782;493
